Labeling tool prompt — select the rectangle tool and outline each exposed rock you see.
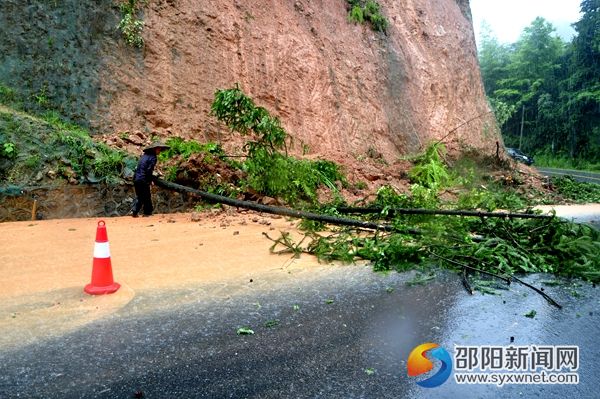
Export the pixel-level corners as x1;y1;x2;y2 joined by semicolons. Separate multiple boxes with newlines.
0;0;498;163
190;212;202;222
260;196;277;206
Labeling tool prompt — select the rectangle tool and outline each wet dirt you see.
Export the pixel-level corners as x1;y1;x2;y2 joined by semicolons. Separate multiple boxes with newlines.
0;210;325;350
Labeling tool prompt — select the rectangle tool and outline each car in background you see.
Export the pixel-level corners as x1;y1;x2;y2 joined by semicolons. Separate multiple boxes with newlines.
506;147;534;165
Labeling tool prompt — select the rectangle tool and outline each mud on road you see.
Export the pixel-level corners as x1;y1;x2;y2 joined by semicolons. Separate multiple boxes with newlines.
0;210;326;350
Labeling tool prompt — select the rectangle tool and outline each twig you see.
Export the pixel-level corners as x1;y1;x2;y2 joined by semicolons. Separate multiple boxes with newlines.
451;254;562;309
462;267;473;295
336;206;554;220
510;275;563;309
434;111;494;145
428;251;511;283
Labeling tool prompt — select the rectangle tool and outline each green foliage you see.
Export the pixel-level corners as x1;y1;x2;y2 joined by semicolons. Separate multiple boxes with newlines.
551;176;600;203
270;157;600;284
0;85;20;108
264;319;279;328
479;9;600;164
244;150;344;204
236;327;254;335
0;93;130;184
211;86;345;205
348;5;364;24
212;85;287;155
1;142;17;159
33;86;50;108
373;185;410;209
524;310;537;318
47;114;128;182
164;165;178;181
118;0;145;48
488;97;516;128
533;151;600;172
346;0;388;32
409;143;451;190
92;144;126;180
24;154;40;168
159;137;224;161
275;207;600;284
457;186;527;211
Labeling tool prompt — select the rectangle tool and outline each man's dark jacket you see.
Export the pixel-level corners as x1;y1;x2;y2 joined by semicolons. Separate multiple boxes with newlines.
134;152;157;183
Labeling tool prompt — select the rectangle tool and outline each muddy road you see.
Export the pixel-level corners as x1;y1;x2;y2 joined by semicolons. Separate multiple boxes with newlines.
1;210;599;398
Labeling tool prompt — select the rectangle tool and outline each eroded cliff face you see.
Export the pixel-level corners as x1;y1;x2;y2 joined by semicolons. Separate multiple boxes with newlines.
0;0;497;161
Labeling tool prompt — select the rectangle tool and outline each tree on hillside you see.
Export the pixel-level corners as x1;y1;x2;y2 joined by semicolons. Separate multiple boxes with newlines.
494;17;565;151
567;0;600;159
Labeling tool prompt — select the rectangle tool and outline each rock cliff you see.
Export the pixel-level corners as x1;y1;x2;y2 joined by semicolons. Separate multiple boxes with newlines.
0;0;497;162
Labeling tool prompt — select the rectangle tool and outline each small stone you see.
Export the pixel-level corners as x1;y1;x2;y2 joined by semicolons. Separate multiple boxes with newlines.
233;231;239;235
190;212;202;222
167;218;176;223
261;196;277;205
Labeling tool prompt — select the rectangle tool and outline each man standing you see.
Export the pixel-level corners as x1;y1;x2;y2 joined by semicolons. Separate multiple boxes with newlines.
131;142;170;217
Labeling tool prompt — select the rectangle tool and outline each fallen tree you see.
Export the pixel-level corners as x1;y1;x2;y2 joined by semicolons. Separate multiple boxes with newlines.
155;178;413;233
155;177;600;310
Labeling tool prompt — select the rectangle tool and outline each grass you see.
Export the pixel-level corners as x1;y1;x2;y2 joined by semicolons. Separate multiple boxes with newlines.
0;90;135;185
534;152;600;172
551;176;600;204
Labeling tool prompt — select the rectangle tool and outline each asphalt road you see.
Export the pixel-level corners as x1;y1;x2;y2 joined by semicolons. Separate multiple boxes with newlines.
537;167;600;184
1;266;598;399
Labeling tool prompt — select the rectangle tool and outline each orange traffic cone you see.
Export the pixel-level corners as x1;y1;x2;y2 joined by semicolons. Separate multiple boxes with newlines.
84;220;120;295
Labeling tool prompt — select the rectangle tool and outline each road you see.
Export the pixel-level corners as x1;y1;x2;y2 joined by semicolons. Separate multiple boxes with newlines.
537;167;600;184
1;269;598;399
1;212;599;398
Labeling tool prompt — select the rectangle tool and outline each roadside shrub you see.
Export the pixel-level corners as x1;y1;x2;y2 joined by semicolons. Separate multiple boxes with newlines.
408;143;451;190
211;85;346;205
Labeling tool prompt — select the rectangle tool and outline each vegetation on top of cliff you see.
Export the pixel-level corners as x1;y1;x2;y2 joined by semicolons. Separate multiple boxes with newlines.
118;0;145;48
346;0;389;32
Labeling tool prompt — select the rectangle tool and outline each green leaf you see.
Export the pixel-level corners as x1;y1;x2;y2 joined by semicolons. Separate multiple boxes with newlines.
236;327;255;335
524;310;536;318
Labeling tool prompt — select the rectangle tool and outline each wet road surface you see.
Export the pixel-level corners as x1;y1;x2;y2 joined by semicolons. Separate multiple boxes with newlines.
1;266;598;399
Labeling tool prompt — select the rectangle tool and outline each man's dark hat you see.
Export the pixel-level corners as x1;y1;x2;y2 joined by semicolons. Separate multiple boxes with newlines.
144;141;170;151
